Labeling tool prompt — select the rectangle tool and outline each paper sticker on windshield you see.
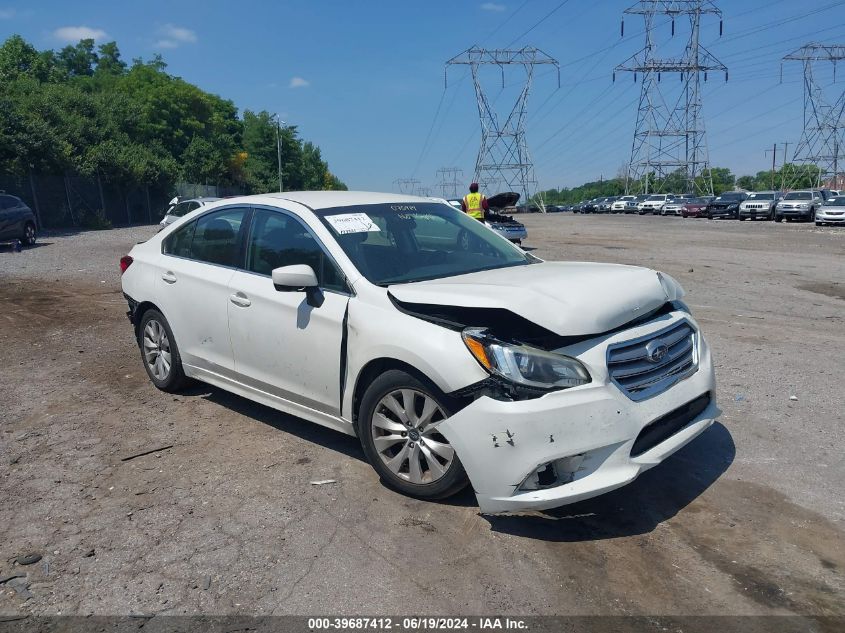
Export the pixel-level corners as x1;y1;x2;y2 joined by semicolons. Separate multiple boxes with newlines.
325;213;380;234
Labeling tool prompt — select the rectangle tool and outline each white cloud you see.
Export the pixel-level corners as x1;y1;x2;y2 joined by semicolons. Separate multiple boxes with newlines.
480;2;506;11
0;8;16;19
53;26;109;42
154;23;197;49
289;76;310;89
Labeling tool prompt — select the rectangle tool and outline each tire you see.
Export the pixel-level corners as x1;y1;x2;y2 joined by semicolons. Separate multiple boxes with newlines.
775;215;783;223
21;222;36;246
357;370;469;500
815;221;822;226
138;309;188;393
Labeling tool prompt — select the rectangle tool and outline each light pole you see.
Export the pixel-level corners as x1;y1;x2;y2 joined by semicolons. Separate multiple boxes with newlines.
271;113;286;192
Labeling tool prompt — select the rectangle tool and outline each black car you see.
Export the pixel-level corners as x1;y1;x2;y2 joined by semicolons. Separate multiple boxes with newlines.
706;192;748;219
0;193;38;246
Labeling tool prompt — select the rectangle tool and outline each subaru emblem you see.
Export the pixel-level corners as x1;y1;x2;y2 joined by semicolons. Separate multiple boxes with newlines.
645;340;669;363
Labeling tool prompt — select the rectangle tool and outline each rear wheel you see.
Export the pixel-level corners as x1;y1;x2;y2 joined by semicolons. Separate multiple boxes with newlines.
357;370;468;500
21;222;36;246
138;309;188;392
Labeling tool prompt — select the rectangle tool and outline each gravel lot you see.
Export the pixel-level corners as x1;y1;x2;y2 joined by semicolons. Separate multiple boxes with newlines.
1;215;843;617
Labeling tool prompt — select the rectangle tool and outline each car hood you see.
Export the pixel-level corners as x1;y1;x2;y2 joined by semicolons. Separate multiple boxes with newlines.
388;262;670;336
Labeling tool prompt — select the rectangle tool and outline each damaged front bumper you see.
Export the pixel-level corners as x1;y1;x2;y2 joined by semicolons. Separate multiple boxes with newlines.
438;314;719;514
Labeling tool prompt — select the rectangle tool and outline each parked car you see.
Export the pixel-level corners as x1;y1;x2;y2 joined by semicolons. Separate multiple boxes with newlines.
775;190;824;222
121;191;719;513
660;199;687;216
597;197;618;213
739;191;781;221
707;192;748;219
639;194;673;214
681;198;710;218
581;199;599;214
626;195;649;214
159;196;221;229
445;193;528;244
0;192;37;246
815;195;845;226
610;195;635;213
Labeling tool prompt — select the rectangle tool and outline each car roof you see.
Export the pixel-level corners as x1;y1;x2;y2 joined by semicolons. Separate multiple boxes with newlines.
208;191;433;211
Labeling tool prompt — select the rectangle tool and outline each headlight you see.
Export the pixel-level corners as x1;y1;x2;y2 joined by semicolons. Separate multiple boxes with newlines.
657;271;686;301
462;328;591;391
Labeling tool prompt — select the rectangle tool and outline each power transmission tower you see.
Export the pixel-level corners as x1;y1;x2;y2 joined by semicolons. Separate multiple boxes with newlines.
615;1;727;196
446;46;559;207
393;178;420;195
436;167;464;198
782;44;845;190
417;186;432;197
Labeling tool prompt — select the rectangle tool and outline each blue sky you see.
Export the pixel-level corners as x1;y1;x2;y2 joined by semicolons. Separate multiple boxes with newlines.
2;1;843;193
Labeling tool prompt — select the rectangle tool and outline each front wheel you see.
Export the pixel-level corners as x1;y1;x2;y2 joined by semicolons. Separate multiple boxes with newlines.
21;222;36;246
357;370;468;500
138;309;188;392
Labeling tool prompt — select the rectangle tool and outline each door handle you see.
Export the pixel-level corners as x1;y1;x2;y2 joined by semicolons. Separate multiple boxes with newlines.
161;271;177;284
229;292;251;308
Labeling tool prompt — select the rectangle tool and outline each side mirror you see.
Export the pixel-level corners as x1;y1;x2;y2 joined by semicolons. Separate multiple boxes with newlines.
272;265;324;308
272;265;318;290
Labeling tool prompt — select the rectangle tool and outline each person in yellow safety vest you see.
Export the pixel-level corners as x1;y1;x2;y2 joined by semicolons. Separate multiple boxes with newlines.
461;182;489;220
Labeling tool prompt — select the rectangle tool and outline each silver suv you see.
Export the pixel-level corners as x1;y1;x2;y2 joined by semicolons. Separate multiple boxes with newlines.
739;191;781;221
775;191;824;222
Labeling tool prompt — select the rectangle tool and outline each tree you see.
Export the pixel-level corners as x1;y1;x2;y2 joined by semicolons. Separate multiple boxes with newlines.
58;39;98;77
0;35;346;200
96;42;126;75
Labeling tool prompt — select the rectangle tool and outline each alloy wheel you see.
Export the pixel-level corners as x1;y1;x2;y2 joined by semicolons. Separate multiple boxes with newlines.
370;388;455;485
24;224;35;244
143;319;172;381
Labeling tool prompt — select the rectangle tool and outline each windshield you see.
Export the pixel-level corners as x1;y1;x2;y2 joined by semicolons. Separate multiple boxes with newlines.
825;196;845;206
784;192;811;200
647;195;664;201
317;202;535;286
717;193;744;201
747;193;774;200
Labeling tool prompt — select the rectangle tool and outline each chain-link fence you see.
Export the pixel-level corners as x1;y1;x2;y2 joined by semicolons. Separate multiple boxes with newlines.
0;173;245;230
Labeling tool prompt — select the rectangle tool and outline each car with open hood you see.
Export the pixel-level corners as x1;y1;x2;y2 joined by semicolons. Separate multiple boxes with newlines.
121;192;719;514
445;192;528;244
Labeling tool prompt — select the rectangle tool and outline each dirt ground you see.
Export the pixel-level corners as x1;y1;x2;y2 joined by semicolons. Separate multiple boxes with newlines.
1;215;843;617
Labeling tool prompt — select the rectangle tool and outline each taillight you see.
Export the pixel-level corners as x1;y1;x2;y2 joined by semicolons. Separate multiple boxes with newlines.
120;255;134;274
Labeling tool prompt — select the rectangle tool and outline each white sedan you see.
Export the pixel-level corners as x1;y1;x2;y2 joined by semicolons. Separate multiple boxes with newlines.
121;192;719;513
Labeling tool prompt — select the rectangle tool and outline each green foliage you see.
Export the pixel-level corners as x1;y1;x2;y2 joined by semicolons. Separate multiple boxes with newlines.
0;35;346;195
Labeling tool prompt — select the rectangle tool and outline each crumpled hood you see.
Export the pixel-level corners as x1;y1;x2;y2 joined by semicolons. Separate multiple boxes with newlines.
388;262;670;336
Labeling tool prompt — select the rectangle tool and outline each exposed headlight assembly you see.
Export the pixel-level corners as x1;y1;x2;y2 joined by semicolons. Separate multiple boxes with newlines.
462;328;591;391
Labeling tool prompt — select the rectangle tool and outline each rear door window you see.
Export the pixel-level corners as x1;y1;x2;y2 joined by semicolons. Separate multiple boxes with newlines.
163;207;248;267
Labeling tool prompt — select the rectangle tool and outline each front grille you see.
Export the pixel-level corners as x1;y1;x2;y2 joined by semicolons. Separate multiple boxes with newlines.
630;392;711;457
607;321;698;401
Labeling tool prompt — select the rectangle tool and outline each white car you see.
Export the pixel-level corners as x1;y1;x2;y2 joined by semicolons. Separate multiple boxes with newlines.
159;196;221;229
611;195;636;212
638;194;674;214
121;192;719;513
